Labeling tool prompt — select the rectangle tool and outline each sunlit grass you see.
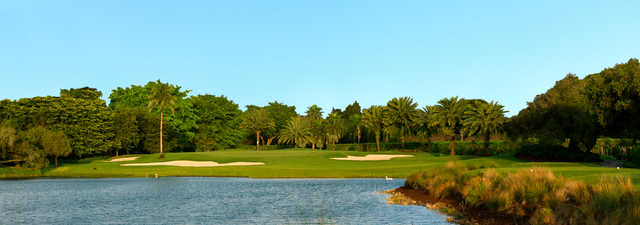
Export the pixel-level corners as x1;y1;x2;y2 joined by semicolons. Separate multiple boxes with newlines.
1;149;640;187
405;164;640;224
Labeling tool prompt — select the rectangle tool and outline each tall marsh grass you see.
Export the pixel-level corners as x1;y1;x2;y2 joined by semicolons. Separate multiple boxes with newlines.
405;163;640;225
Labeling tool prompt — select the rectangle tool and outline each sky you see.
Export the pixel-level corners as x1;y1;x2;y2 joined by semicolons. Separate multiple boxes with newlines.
1;1;639;116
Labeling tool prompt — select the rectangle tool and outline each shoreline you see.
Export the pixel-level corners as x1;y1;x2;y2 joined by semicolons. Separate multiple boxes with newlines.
0;175;407;180
384;187;512;225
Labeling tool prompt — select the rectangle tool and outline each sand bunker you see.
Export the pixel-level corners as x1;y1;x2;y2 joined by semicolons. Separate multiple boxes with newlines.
106;157;139;162
331;154;414;161
120;160;264;167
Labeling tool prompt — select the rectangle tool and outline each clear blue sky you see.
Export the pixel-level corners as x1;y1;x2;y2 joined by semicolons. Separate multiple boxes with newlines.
1;1;638;116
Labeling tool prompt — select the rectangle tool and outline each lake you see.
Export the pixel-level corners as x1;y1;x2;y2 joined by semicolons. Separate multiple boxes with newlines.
0;177;450;224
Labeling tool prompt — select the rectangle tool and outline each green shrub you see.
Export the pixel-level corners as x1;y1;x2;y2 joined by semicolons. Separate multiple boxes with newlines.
517;143;601;162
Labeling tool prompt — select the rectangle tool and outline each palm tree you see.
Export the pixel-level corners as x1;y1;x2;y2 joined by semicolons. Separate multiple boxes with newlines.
305;105;324;150
323;112;344;150
278;116;311;148
464;101;507;154
147;80;179;157
413;106;436;152
432;96;466;156
386;97;418;149
305;105;323;121
362;105;387;152
240;108;275;151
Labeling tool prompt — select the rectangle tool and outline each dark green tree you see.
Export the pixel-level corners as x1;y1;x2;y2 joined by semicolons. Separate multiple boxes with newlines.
240;108;275;151
432;96;466;155
109;81;197;152
508;74;599;152
305;105;324;149
278;116;311;148
413;106;437;151
583;58;640;139
463;101;507;153
190;94;243;151
386;97;418;149
112;108;142;156
323;112;344;150
262;101;298;146
362;105;387;152
6;96;115;157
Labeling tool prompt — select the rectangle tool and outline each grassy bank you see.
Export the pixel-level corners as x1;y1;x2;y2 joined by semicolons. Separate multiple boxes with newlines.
2;149;640;184
401;163;640;225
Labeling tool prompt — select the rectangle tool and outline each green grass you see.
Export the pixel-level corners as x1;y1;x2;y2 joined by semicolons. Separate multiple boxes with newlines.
2;149;640;187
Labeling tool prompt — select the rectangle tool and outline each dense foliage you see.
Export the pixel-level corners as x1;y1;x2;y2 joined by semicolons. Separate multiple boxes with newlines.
2;58;640;168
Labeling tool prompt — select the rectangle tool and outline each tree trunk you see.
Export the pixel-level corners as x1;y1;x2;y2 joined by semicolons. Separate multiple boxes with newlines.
312;143;315;150
375;131;381;152
450;139;455;156
115;150;119;157
160;111;163;155
428;139;432;152
256;130;260;151
401;135;405;150
484;131;491;154
357;127;362;151
55;155;59;168
267;136;275;146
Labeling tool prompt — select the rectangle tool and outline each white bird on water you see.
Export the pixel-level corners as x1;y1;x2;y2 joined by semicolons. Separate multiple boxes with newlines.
385;176;393;181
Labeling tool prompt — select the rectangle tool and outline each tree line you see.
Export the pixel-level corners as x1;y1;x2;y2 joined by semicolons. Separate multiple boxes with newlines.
1;58;639;168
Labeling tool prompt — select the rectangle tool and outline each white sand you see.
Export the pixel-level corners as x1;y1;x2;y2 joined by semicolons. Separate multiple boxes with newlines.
106;157;139;162
331;154;414;161
120;160;264;167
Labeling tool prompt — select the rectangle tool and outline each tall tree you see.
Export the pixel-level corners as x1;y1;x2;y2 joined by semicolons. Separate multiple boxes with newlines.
263;102;298;146
323;112;344;150
583;58;640;139
362;105;387;152
6;96;115;157
0;123;17;160
109;81;197;152
463;101;507;153
343;101;363;144
41;129;72;168
433;96;466;155
278;116;311;148
147;80;179;156
190;95;243;151
509;74;598;152
305;105;324;149
112;108;142;156
413;106;437;151
240;108;275;151
386;97;418;149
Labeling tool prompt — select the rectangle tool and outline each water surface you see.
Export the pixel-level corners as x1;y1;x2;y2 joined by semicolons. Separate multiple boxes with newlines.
0;177;449;224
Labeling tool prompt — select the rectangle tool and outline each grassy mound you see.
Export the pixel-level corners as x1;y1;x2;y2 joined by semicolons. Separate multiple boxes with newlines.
405;163;640;225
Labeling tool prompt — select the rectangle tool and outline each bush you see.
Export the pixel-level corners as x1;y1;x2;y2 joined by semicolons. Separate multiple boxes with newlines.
516;143;601;162
238;144;294;150
405;164;640;225
631;148;640;166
